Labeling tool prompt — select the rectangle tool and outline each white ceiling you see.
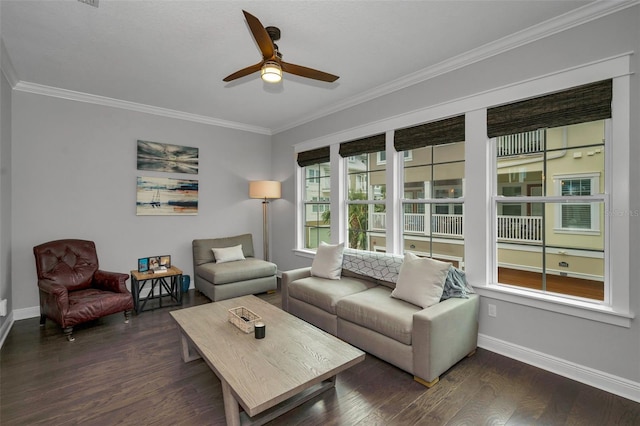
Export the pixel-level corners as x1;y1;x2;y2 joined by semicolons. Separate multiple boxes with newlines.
2;0;610;134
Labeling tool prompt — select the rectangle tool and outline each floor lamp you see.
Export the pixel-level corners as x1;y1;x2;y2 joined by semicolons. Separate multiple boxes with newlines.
249;180;281;262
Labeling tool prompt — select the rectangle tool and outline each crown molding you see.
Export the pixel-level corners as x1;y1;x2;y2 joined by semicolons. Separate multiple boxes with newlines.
273;0;640;135
12;81;273;135
1;38;19;88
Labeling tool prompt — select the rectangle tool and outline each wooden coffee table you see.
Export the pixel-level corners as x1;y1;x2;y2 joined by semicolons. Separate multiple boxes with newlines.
170;295;365;425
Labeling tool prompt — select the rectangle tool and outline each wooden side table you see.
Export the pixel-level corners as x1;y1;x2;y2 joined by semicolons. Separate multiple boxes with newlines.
130;266;183;314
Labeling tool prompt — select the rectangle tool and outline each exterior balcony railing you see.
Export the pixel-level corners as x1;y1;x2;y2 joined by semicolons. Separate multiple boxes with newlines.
371;212;542;243
497;129;545;157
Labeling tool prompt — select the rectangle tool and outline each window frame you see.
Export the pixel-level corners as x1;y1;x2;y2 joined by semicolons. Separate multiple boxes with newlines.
480;61;631;328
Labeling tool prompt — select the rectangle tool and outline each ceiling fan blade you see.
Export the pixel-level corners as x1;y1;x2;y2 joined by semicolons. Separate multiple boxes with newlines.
281;61;339;82
242;10;274;60
223;62;264;82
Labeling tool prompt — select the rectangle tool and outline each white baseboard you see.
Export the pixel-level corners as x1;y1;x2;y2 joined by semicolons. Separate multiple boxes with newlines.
14;306;40;321
478;333;640;403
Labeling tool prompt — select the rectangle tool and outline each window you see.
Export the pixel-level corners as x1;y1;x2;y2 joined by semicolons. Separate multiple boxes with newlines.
341;134;386;251
377;149;412;165
396;116;465;266
297;147;331;249
295;59;631;326
489;80;611;302
554;173;600;232
308;168;321;183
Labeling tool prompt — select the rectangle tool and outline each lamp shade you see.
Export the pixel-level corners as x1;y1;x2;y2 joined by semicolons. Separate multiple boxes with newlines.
249;180;281;199
261;61;282;83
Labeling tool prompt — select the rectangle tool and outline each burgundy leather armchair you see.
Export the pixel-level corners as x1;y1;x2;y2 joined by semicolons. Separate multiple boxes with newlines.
34;239;134;341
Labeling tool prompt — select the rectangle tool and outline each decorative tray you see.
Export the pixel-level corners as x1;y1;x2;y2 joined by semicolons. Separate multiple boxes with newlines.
228;306;262;333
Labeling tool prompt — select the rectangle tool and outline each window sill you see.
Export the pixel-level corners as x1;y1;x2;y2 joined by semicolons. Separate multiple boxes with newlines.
553;227;600;236
474;283;633;328
293;248;316;259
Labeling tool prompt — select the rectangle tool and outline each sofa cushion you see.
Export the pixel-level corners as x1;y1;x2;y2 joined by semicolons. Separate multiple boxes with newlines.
311;242;344;280
196;258;276;285
336;286;420;345
391;253;450;308
192;234;255;266
287;276;376;315
212;244;245;263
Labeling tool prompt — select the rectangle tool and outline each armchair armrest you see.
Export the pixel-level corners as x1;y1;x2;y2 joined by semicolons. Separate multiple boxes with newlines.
281;267;312;312
412;294;479;383
38;279;70;323
93;270;130;293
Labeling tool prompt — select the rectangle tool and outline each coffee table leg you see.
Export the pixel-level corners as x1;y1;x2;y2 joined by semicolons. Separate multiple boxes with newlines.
221;379;241;426
179;332;201;362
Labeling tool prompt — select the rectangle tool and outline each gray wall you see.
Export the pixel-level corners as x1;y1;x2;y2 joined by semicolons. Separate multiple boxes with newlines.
0;58;12;333
11;92;272;312
271;7;640;386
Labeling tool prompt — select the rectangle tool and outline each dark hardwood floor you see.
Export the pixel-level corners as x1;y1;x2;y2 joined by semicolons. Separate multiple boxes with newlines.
2;289;639;425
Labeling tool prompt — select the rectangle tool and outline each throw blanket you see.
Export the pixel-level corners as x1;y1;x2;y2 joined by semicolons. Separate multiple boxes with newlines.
342;248;474;300
342;249;403;283
441;266;475;301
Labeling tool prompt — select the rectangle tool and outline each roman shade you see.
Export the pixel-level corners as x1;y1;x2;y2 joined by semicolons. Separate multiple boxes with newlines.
339;134;386;157
487;79;612;138
297;146;330;167
394;115;465;152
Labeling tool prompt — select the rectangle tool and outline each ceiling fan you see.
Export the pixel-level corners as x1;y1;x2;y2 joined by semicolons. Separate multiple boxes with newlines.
223;10;339;84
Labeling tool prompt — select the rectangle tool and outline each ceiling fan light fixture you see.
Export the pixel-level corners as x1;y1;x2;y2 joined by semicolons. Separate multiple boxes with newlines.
261;61;282;83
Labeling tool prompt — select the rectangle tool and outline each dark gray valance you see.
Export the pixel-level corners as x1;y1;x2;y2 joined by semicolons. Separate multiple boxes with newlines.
297;146;330;167
339;134;386;157
487;79;612;138
394;115;465;152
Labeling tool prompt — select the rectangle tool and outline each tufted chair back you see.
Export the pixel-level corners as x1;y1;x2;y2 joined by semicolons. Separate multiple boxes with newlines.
34;239;99;292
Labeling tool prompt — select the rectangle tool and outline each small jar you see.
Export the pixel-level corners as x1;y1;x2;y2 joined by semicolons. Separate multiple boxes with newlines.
254;321;266;339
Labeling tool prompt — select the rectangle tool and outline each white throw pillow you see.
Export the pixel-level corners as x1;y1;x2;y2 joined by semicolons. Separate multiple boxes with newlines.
310;242;345;280
212;245;245;263
391;252;451;308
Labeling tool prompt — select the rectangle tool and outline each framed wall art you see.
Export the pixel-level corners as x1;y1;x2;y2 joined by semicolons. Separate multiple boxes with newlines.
136;176;198;216
137;140;199;174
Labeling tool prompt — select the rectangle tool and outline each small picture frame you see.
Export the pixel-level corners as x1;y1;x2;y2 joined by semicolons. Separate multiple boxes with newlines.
149;256;161;270
160;255;171;268
138;257;149;273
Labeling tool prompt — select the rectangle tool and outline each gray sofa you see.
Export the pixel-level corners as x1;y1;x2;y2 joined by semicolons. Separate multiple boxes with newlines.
192;234;277;301
281;250;479;387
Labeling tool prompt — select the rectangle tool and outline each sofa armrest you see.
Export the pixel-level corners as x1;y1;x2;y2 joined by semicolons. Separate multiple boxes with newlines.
281;267;312;312
38;279;70;323
93;270;130;294
412;294;479;383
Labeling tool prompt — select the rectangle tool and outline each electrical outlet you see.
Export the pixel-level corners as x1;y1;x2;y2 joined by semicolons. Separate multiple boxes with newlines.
488;304;497;318
0;299;7;317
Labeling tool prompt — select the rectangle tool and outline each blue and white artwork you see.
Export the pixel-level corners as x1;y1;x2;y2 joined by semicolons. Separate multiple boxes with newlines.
136;176;198;216
137;140;199;174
